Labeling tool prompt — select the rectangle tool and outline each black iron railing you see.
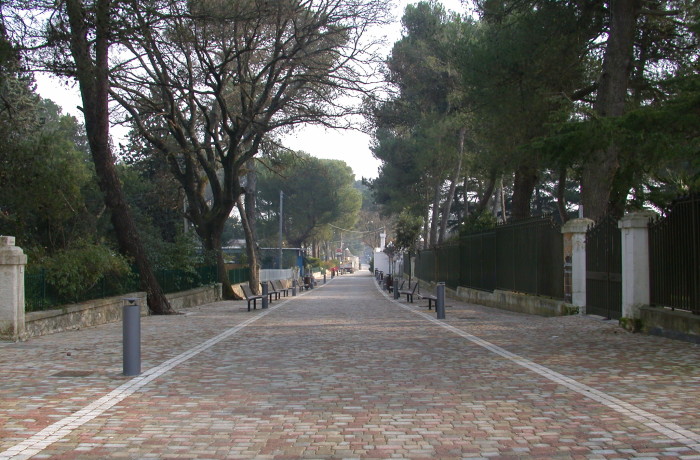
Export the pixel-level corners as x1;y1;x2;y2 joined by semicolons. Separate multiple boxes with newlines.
585;215;622;319
649;195;700;314
25;265;222;312
413;215;564;299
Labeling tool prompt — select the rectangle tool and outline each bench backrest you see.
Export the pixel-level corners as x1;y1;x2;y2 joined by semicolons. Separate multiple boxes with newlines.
272;280;286;290
241;284;257;298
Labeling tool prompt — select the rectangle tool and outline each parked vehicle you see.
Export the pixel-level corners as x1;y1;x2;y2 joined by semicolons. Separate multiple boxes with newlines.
340;256;359;274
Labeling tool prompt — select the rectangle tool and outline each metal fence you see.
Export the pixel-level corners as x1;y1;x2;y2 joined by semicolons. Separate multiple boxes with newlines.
228;267;251;284
414;249;436;286
25;265;220;312
403;252;412;278
259;268;294;281
461;231;496;291
157;265;219;294
413;215;564;299
649;195;700;314
495;216;563;298
24;269;140;312
585;215;622;319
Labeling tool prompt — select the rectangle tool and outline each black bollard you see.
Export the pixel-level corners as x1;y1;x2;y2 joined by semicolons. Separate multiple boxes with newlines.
262;281;269;309
324;273;327;284
436;282;446;319
292;279;297;296
122;298;141;376
394;280;400;299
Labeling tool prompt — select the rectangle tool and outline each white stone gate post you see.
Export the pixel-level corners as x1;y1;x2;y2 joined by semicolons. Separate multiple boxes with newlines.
618;211;655;322
562;218;593;313
0;236;27;341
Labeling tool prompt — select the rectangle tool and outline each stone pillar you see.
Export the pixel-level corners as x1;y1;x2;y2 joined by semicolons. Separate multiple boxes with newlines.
562;218;593;313
618;211;655;320
0;236;27;341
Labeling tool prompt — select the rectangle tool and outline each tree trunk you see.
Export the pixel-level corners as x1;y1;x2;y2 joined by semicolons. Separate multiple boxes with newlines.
511;161;538;220
581;0;641;221
237;196;261;295
556;167;569;223
439;127;465;243
492;176;506;223
429;181;440;247
499;176;507;224
202;227;234;300
490;181;499;216
422;203;430;250
65;0;173;314
244;159;259;258
474;172;497;217
462;175;469;220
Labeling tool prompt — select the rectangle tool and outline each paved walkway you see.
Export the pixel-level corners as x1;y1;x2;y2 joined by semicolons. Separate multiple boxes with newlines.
1;271;699;459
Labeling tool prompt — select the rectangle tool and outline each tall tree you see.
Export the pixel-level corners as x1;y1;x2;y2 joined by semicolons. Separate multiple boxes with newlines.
257;151;361;250
462;0;601;220
580;0;642;220
61;0;174;313
107;0;386;296
0;100;96;250
369;1;464;246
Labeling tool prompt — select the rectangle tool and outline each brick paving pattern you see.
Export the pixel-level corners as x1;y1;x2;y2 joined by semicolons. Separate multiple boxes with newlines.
1;271;699;459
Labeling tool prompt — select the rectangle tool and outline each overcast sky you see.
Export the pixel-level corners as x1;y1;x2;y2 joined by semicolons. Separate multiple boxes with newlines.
35;0;467;181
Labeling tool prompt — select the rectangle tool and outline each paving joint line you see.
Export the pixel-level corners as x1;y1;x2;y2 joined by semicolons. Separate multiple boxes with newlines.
374;280;700;453
0;281;330;460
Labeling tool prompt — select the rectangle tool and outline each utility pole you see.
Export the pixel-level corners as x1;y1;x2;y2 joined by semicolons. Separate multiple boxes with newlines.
278;190;283;269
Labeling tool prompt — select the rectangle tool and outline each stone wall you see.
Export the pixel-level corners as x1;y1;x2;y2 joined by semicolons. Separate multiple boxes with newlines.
405;278;577;317
23;284;222;339
453;286;578;317
639;306;700;344
166;283;223;310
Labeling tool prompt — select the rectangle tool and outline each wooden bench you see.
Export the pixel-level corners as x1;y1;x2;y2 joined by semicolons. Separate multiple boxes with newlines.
241;284;263;311
272;280;293;297
398;282;418;302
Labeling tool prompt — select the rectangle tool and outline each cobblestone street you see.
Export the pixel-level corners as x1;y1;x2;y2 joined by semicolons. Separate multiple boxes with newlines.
1;271;699;459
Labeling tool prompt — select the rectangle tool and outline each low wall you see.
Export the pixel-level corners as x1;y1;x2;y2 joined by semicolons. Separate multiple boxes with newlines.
639;306;700;344
23;284;222;339
167;284;222;310
403;278;576;317
441;283;697;343
416;280;577;317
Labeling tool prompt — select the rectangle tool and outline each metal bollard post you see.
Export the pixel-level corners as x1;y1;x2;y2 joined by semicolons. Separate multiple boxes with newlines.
310;275;314;289
122;298;141;376
323;273;327;284
292;279;297;296
262;281;269;309
436;283;446;319
394;281;400;299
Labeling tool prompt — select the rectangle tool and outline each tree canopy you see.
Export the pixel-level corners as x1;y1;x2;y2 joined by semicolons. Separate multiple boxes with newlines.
256;150;362;253
367;0;700;246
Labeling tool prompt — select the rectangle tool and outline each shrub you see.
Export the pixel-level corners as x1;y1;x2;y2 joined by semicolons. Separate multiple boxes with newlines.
39;243;132;301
